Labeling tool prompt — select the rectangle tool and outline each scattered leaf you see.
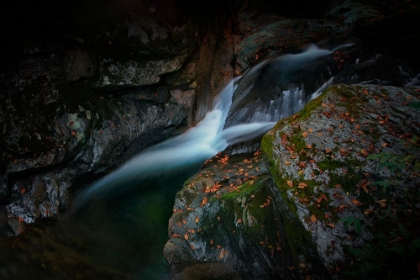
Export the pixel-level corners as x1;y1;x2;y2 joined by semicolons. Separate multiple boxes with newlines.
184;233;189;240
364;208;373;216
195;216;199;223
287;180;294;188
327;223;335;228
302;131;308;138
298;182;308;189
201;197;208;206
310;214;317;224
351;199;362;206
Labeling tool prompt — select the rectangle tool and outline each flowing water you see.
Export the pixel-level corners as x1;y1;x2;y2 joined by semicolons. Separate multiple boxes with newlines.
1;43;418;279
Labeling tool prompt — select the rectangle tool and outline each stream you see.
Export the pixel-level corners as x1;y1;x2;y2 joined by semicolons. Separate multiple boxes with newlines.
1;43;418;279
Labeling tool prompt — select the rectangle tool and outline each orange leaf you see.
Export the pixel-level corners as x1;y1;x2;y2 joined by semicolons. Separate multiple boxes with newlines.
298;182;308;189
237;219;242;224
287;180;294;188
210;239;213;245
364;208;373;216
201;197;208;206
327;223;335;228
351;199;362;206
71;131;77;136
184;233;189;240
18;217;24;223
182;220;187;225
310;214;317;224
195;216;199;223
302;131;308;138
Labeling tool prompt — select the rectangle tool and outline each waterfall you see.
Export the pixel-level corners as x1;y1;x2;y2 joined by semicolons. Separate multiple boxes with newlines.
72;43;357;210
72;78;276;210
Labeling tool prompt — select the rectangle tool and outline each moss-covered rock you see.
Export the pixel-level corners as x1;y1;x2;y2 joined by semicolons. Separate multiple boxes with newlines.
262;84;420;278
164;151;298;279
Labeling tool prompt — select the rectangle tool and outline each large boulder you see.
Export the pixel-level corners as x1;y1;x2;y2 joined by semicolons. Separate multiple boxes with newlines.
163;152;297;279
261;84;420;278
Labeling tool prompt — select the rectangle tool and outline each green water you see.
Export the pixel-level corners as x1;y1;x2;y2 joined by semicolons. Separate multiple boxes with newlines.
0;164;201;280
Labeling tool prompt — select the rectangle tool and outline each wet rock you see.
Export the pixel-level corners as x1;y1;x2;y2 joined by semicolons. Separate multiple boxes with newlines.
1;85;194;234
97;51;190;87
326;0;382;25
261;84;420;278
164;152;295;279
233;14;347;74
0;0;202;234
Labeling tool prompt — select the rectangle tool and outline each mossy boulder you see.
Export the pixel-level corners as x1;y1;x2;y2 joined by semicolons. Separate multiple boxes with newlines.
164;152;298;279
262;84;420;278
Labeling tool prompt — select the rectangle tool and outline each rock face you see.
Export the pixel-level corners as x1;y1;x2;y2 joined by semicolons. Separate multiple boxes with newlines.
261;84;420;278
0;0;200;233
163;152;296;279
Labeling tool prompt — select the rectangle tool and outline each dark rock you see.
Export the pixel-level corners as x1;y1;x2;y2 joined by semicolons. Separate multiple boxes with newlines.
164;152;296;279
261;84;420;278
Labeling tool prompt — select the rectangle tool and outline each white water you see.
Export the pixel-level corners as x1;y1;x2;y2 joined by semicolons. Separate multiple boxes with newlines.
73;43;354;209
73;78;275;209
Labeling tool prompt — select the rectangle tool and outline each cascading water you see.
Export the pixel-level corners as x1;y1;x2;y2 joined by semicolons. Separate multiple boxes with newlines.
30;42;418;279
74;43;356;209
72;77;276;209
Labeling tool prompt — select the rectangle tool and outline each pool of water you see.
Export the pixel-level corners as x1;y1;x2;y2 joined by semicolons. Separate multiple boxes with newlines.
0;163;202;280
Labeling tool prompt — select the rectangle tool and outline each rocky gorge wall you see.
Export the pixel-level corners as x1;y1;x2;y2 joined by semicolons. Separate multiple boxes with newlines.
0;0;419;278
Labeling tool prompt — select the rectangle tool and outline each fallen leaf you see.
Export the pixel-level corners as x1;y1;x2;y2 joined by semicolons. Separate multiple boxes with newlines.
364;208;373;216
310;214;317;224
327;223;335;228
298;182;308;189
377;199;387;208
302;131;308;138
287;180;294;188
184;233;189;240
201;197;208;206
285;161;291;166
195;216;199;223
237;218;242;224
306;144;313;149
351;199;362;206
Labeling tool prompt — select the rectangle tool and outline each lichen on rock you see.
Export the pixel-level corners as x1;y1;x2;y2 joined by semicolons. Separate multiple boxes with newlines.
262;84;420;278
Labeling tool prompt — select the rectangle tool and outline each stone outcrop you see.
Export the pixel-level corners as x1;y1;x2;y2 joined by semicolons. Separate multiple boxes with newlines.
261;84;420;278
0;0;200;233
164;151;297;279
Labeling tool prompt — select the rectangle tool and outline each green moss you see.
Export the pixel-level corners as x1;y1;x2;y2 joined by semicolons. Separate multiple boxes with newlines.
297;90;328;121
221;179;264;201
